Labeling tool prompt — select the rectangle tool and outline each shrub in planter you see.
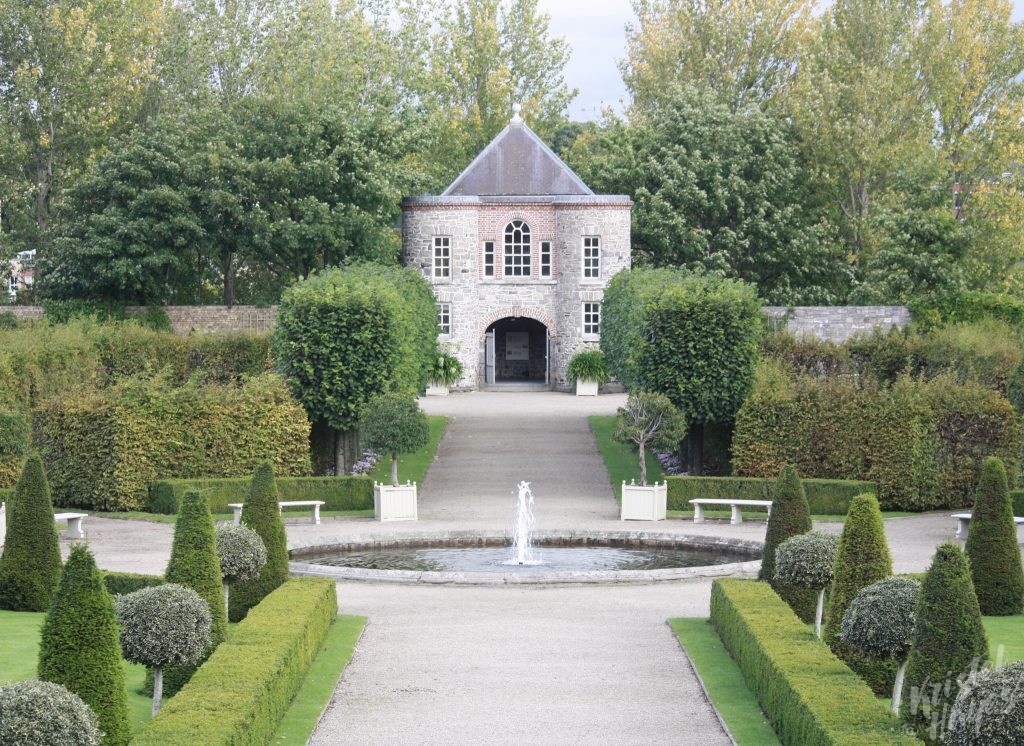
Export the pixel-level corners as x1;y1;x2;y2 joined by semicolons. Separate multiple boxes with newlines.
38;545;131;746
228;463;288;622
359;394;430;487
567;349;610;385
964;456;1024;615
0;679;100;746
759;465;815;621
115;584;212;715
613;392;687;485
0;454;62;611
946;661;1024;746
840;577;921;714
774;531;839;637
215;523;267;609
429;353;463;388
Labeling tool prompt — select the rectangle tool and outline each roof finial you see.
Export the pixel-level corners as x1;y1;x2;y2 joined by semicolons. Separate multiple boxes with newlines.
511;102;523;124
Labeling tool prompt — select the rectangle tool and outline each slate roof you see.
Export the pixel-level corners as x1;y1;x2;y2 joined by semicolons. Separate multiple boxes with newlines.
442;120;594;197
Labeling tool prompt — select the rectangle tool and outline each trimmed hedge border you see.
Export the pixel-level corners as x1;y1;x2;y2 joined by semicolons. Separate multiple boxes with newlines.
149;476;374;515
710;578;919;745
133;577;337;745
101;571;163;596
668;477;876;516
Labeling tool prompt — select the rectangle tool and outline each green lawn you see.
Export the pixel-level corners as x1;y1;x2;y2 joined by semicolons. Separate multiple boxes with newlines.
367;414;447;486
589;415;667;500
271;615;366;744
983;615;1024;665
670;618;780;745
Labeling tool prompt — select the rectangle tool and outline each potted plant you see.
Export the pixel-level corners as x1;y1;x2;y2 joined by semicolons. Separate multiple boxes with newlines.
614;392;686;520
567;349;610;396
427;353;463;396
359;393;430;521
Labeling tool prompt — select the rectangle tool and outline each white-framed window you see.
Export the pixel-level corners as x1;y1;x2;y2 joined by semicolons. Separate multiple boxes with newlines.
433;236;451;278
483;241;495;277
540;241;552;277
437;302;451;335
583;236;600;279
7;276;17;298
583;302;601;336
504;220;531;277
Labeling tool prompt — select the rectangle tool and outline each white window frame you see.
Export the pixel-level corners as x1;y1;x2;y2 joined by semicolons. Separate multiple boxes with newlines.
483;241;495;277
437;302;451;335
503;220;531;277
582;236;601;279
433;236;451;279
583;302;601;338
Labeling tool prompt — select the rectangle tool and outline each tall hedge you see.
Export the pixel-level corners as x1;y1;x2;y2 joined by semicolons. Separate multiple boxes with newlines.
228;463;289;622
33;373;311;511
160;491;228;695
964;457;1024;615
759;465;816;621
0;412;28;487
38;544;131;746
824;493;895;694
0;455;62;611
904;543;989;744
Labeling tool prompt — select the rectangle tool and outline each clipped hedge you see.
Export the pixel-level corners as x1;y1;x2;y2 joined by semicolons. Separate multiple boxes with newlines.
33;373;311;511
148;475;374;514
101;571;164;596
710;578;919;745
133;577;337;745
667;476;875;516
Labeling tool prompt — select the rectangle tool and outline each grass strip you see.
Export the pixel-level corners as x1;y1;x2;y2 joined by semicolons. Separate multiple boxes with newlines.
671;618;780;746
368;415;447;486
589;415;667;500
983;615;1024;665
271;615;367;745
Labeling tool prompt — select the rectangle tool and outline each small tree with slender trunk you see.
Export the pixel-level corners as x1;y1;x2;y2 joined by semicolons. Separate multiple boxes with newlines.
359;393;430;487
215;523;267;609
774;531;839;638
613;392;687;485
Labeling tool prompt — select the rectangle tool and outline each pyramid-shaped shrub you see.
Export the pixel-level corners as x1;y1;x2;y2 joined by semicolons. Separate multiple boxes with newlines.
964;457;1024;615
228;462;288;622
38;544;131;746
759;464;816;620
0;455;62;611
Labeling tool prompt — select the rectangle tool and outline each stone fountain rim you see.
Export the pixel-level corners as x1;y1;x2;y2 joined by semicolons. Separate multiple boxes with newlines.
288;529;763;586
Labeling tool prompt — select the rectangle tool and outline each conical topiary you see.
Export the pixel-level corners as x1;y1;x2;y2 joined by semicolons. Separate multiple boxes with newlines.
964;457;1024;615
228;462;288;622
38;544;131;746
0;454;62;611
760;464;816;620
824;492;895;694
904;543;989;744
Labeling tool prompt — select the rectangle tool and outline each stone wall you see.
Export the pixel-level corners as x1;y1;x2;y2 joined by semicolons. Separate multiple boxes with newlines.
762;306;911;343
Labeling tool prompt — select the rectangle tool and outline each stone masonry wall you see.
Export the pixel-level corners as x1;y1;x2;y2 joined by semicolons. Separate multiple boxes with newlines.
762;306;911;344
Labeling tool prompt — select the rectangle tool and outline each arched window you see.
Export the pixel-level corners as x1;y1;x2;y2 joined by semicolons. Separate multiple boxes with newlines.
503;220;531;277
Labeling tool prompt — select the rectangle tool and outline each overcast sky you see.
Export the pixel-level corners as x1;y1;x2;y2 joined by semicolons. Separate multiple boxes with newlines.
539;0;1024;122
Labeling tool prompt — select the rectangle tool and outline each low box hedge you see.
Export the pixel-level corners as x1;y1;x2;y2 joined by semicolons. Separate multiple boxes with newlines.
667;476;875;516
133;577;337;745
148;476;374;514
710;578;919;745
101;571;163;596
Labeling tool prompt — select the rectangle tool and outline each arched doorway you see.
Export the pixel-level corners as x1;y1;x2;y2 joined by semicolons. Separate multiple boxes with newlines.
483;317;549;388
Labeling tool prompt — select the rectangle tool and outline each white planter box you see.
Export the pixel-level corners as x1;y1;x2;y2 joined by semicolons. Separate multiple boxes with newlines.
575;379;599;396
621;482;667;521
426;381;450;396
374;482;418;522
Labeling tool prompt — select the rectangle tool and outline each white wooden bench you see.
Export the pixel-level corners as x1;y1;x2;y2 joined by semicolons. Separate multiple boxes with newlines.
691;499;773;525
229;500;325;526
952;512;1024;539
54;512;88;540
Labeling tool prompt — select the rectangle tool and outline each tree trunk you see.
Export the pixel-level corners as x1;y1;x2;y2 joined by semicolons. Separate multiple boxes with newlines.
152;666;164;716
223;582;230;611
688;423;705;476
638;442;648;486
892;659;907;714
333;429;359;476
391;452;399;487
222;251;236;307
814;588;825;639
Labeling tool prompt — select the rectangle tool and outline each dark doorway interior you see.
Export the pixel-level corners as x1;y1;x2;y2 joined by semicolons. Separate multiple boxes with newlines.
487;317;547;382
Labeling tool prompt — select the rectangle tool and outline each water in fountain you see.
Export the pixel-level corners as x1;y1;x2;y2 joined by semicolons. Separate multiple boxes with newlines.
507;481;540;565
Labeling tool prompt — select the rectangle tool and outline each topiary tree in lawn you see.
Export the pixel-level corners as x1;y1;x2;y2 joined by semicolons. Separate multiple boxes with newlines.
0;679;101;746
904;543;989;744
273;264;438;475
228;463;288;622
358;393;430;487
613;392;687;486
0;454;62;611
774;531;839;638
215;523;266;609
824;492;895;694
964;456;1024;615
759;464;815;620
38;545;131;746
840;577;921;714
115;584;211;715
600;268;761;474
946;661;1024;745
158;490;227;696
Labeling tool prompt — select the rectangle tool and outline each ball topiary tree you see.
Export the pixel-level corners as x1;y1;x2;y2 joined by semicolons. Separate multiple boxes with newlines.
115;584;212;715
774;531;839;637
946;661;1024;745
964;456;1024;615
228;462;288;622
759;464;815;620
904;543;989;743
840;577;921;714
0;679;101;746
0;454;62;611
613;392;687;485
38;544;131;746
215;523;267;609
358;393;430;487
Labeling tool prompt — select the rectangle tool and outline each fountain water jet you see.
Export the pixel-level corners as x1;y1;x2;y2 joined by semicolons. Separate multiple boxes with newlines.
508;481;540;565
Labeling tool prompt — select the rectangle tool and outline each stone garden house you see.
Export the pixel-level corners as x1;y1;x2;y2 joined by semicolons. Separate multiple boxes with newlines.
402;107;632;391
